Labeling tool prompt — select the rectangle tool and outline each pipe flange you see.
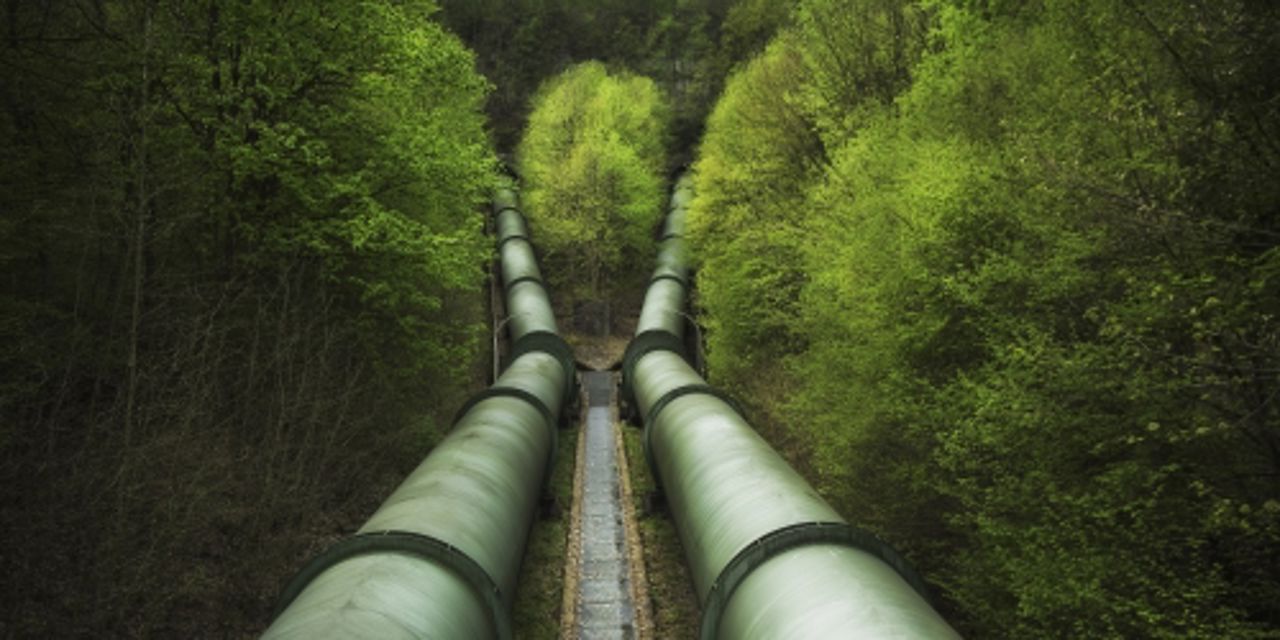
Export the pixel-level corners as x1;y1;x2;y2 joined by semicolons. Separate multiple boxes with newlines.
648;272;688;288
509;330;578;408
698;521;934;640
641;383;745;493
494;208;527;236
452;386;553;429
505;275;545;291
643;383;744;427
451;385;558;491
497;234;532;252
273;529;511;640
620;330;687;407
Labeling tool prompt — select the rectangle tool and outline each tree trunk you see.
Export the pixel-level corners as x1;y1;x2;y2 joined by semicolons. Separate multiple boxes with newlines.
123;0;153;452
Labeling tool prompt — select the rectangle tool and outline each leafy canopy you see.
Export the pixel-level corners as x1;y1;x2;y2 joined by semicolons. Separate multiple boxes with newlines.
518;61;670;295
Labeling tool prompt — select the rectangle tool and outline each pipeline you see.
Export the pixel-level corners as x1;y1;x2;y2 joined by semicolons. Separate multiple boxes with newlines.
263;183;575;639
621;173;961;639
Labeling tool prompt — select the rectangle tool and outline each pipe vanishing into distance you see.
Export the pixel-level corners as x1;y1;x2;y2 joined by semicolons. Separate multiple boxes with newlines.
263;173;957;638
621;173;961;639
263;184;575;639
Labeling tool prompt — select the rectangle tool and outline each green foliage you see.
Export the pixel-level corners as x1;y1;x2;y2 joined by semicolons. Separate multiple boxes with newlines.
438;0;793;151
0;0;494;634
721;0;798;59
687;33;820;391
793;0;929;142
518;62;670;296
691;0;1280;636
202;0;495;383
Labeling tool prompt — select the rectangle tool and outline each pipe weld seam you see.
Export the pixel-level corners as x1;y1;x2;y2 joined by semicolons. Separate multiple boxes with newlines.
620;329;688;406
648;273;687;288
505;274;545;291
450;382;558;487
509;330;578;409
642;383;744;429
641;383;744;491
497;234;532;251
494;208;527;236
698;521;934;640
273;529;512;640
451;385;555;430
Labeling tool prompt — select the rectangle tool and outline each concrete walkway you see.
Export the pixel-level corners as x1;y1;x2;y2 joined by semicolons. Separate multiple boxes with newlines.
573;371;638;639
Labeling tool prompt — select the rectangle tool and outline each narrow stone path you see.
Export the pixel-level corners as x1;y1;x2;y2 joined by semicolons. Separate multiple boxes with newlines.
572;371;639;639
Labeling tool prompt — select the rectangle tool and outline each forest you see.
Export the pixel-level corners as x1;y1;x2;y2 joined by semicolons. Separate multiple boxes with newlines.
2;0;1277;638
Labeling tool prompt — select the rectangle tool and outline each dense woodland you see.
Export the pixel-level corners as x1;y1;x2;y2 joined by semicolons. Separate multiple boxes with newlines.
1;1;495;635
687;0;1280;636
2;0;1277;638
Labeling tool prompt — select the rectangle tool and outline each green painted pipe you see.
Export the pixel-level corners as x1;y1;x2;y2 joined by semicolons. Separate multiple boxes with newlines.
263;184;573;639
625;173;961;639
619;174;693;412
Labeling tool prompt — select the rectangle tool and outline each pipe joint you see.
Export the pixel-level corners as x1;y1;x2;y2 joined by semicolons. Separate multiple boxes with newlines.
641;383;745;492
505;275;545;291
698;522;932;640
274;530;512;640
509;330;578;409
643;383;743;426
620;329;688;407
451;386;554;429
497;234;532;252
648;272;687;288
450;385;559;477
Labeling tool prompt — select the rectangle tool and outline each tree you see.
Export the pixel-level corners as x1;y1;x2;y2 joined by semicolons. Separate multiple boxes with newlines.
437;0;791;152
518;61;670;297
0;1;495;634
687;0;1280;635
684;31;822;433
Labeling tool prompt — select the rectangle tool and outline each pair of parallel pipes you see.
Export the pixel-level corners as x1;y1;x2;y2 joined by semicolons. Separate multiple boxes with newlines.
620;174;961;638
263;175;959;638
263;185;574;638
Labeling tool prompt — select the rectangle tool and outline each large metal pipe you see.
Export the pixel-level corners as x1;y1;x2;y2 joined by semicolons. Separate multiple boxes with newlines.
263;184;575;639
621;173;961;639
